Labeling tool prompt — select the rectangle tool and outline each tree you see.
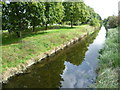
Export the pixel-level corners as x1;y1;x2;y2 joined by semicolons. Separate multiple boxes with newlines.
2;2;102;38
44;2;64;30
90;18;101;27
63;2;81;28
43;2;55;30
107;16;118;28
53;2;64;24
79;2;90;24
86;6;101;27
26;2;45;32
2;2;29;37
103;16;118;29
2;2;9;32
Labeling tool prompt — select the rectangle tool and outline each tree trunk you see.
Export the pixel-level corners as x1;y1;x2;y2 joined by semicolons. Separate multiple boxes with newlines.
16;32;21;38
46;24;48;30
104;25;108;32
104;25;108;37
8;30;12;38
33;25;35;32
81;22;84;25
71;20;73;28
8;30;11;34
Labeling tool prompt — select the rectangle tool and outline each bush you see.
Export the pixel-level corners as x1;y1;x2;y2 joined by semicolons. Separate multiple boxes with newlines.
90;18;101;27
104;16;118;29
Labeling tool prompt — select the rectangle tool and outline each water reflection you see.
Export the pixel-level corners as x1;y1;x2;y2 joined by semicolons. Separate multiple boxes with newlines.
61;27;106;88
3;52;66;88
65;31;98;66
3;27;106;88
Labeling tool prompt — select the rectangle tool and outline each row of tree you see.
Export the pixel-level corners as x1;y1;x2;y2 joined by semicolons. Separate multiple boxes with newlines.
2;2;102;37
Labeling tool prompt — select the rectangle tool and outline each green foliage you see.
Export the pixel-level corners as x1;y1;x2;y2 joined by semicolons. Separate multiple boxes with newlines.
79;2;90;24
54;2;64;23
87;6;102;27
90;18;100;27
104;16;118;28
44;2;56;29
2;2;11;31
26;2;45;32
0;6;1;17
118;16;120;26
44;2;64;29
63;2;91;27
91;68;119;88
2;2;101;36
108;16;118;28
2;2;64;35
2;2;29;37
101;28;118;67
92;28;119;88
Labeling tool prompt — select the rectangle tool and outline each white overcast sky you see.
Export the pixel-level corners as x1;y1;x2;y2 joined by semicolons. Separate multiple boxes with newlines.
84;0;119;19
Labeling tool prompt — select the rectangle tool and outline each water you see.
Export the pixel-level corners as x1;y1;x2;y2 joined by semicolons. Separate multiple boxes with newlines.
3;26;106;88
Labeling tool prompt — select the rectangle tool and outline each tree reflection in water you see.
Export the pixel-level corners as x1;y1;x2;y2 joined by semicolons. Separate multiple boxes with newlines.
3;30;99;88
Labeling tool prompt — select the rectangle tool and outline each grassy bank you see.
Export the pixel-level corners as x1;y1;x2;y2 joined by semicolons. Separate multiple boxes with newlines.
2;25;96;73
93;28;119;88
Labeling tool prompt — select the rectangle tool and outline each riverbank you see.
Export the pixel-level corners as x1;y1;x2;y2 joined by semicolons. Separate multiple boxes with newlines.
93;28;119;88
1;25;97;83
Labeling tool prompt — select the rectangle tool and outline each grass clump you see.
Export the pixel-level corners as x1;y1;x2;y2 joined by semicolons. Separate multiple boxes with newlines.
1;25;95;73
93;28;119;88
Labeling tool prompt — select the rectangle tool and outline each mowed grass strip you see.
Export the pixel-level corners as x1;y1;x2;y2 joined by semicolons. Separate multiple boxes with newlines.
2;25;95;72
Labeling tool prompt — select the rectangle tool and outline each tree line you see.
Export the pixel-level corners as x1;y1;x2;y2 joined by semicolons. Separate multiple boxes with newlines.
2;2;102;37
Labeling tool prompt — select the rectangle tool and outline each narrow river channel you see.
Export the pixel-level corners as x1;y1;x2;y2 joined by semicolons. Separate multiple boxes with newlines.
3;26;106;88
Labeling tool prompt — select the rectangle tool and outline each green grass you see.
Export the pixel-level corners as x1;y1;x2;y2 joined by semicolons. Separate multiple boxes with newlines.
1;25;95;73
92;28;119;88
0;7;1;16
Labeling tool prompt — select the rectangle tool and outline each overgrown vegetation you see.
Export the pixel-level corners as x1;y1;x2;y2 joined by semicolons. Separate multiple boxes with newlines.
2;2;101;37
103;16;118;29
92;28;119;88
1;25;96;73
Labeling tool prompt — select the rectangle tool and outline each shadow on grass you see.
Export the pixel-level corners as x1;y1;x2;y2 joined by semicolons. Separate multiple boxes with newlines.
2;31;48;46
2;25;77;46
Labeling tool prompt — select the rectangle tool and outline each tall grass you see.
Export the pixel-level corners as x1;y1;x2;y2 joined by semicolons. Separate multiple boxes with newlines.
93;28;119;88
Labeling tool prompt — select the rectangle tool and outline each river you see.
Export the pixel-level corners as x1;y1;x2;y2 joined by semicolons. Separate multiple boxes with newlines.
3;26;106;88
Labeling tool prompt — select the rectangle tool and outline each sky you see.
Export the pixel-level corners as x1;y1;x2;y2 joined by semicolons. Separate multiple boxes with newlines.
84;0;119;19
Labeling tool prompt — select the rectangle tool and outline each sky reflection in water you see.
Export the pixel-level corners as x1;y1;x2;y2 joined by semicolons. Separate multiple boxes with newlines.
3;27;106;88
